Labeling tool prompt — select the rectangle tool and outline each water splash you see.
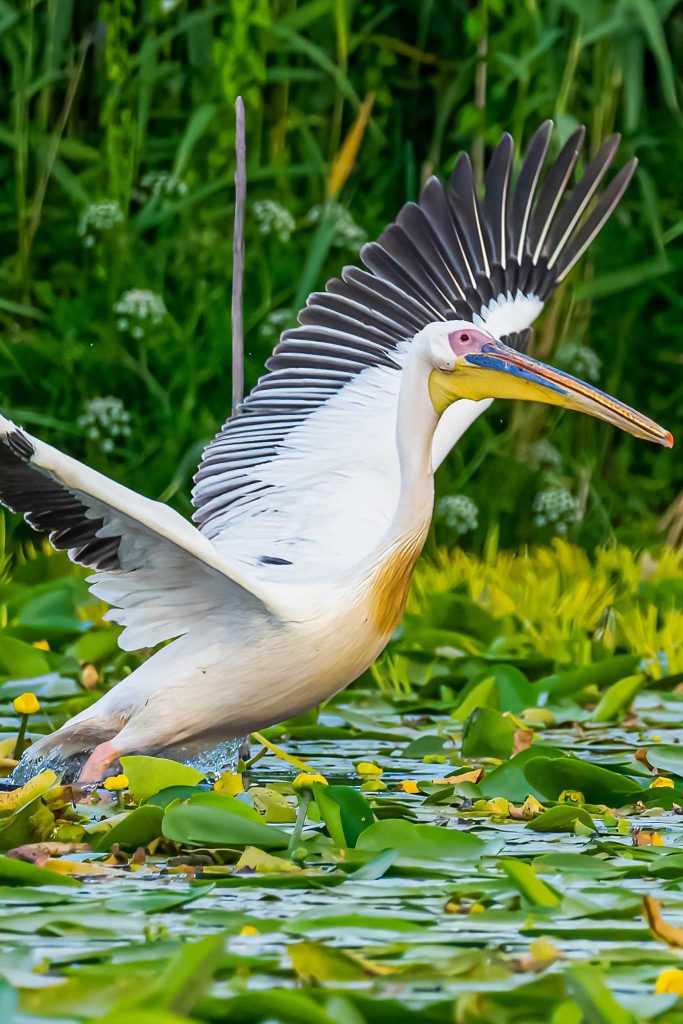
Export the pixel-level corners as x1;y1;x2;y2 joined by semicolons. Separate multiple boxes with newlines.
171;737;242;778
7;736;243;788
9;750;85;786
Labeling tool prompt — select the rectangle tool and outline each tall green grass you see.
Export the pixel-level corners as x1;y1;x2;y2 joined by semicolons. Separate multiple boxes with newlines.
0;0;680;549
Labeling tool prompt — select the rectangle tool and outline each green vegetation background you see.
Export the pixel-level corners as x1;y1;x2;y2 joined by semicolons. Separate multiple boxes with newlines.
0;0;681;552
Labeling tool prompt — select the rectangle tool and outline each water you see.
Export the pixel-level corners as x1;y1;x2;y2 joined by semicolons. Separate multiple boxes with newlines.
8;736;243;787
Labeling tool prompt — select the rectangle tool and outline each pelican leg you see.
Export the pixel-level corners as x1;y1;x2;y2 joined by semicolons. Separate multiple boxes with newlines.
78;740;119;783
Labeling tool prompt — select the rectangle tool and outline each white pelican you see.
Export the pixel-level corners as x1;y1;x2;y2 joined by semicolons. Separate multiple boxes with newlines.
1;122;672;782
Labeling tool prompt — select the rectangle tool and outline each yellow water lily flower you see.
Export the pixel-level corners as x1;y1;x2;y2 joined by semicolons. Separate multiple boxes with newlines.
214;772;244;796
293;772;327;790
650;777;675;789
13;693;40;715
239;924;260;936
397;780;420;794
103;774;129;792
355;761;383;776
655;968;683;994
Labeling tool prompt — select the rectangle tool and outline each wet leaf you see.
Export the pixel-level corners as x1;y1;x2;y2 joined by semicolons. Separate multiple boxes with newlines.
0;852;80;887
313;783;374;848
462;706;516;759
501;859;561;908
590;675;644;722
120;756;205;803
647;745;683;778
289;939;368;982
523;756;644;805
356;819;487;862
162;801;289;849
527;805;597;833
93;805;164;852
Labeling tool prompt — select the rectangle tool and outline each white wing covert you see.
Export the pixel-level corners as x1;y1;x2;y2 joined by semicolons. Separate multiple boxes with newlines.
192;122;636;581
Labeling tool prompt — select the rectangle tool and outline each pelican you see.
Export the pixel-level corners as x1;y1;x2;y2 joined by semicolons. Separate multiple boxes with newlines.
1;121;672;782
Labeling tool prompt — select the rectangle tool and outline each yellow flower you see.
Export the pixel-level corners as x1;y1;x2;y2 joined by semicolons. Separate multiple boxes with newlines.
293;772;327;791
32;640;50;651
530;938;560;962
239;924;259;937
655;968;683;995
355;761;383;776
103;774;129;792
650;777;675;789
521;795;544;818
484;797;510;817
214;772;244;796
397;780;420;794
13;693;40;716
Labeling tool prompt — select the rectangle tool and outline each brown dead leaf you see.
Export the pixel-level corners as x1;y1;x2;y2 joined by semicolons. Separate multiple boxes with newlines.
512;729;534;756
633;830;665;847
644;896;683;947
432;768;483;786
103;843;128;866
81;663;100;689
635;747;654;771
7;842;90;866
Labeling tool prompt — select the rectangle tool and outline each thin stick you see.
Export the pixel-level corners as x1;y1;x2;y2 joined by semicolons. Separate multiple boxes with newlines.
231;96;246;415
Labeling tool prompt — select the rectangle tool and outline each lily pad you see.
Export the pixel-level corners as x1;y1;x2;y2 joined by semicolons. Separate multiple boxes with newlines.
523;756;645;805
356;819;486;862
120;756;205;803
92;805;164;851
462;706;516;759
162;801;289;849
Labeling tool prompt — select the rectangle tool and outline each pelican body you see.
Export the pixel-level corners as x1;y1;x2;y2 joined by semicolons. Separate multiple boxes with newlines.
0;122;672;781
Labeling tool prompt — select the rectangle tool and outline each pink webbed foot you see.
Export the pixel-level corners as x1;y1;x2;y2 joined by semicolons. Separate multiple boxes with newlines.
78;741;119;784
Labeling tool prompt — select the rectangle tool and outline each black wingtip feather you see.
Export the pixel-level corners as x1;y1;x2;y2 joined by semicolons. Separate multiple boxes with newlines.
0;427;122;572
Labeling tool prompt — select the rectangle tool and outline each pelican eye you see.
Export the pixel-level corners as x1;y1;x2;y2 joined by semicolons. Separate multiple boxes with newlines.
460;333;469;342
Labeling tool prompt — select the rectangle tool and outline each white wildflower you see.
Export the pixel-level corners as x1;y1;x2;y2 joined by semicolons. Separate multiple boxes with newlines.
113;289;167;332
78;397;131;454
519;438;563;472
306;201;366;251
252;200;295;244
436;495;479;537
555;343;602;383
136;170;188;201
260;308;294;343
78;200;124;247
532;487;581;533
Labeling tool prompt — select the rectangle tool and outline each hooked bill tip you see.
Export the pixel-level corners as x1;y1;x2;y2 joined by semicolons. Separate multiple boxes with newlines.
665;431;674;448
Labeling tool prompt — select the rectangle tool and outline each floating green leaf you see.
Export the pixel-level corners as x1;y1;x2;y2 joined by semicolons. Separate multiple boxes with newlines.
93;805;164;852
462;706;516;759
162;801;289;849
356;819;486;862
523;756;644;805
120;756;205;803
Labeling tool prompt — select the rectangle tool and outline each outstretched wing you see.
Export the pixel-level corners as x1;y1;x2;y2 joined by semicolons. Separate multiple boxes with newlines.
192;122;636;579
0;417;274;650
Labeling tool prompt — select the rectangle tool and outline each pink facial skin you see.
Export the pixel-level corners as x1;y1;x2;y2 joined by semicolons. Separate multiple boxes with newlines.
448;328;493;357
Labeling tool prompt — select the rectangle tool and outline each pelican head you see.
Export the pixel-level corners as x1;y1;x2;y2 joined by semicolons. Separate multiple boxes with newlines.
421;320;672;448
